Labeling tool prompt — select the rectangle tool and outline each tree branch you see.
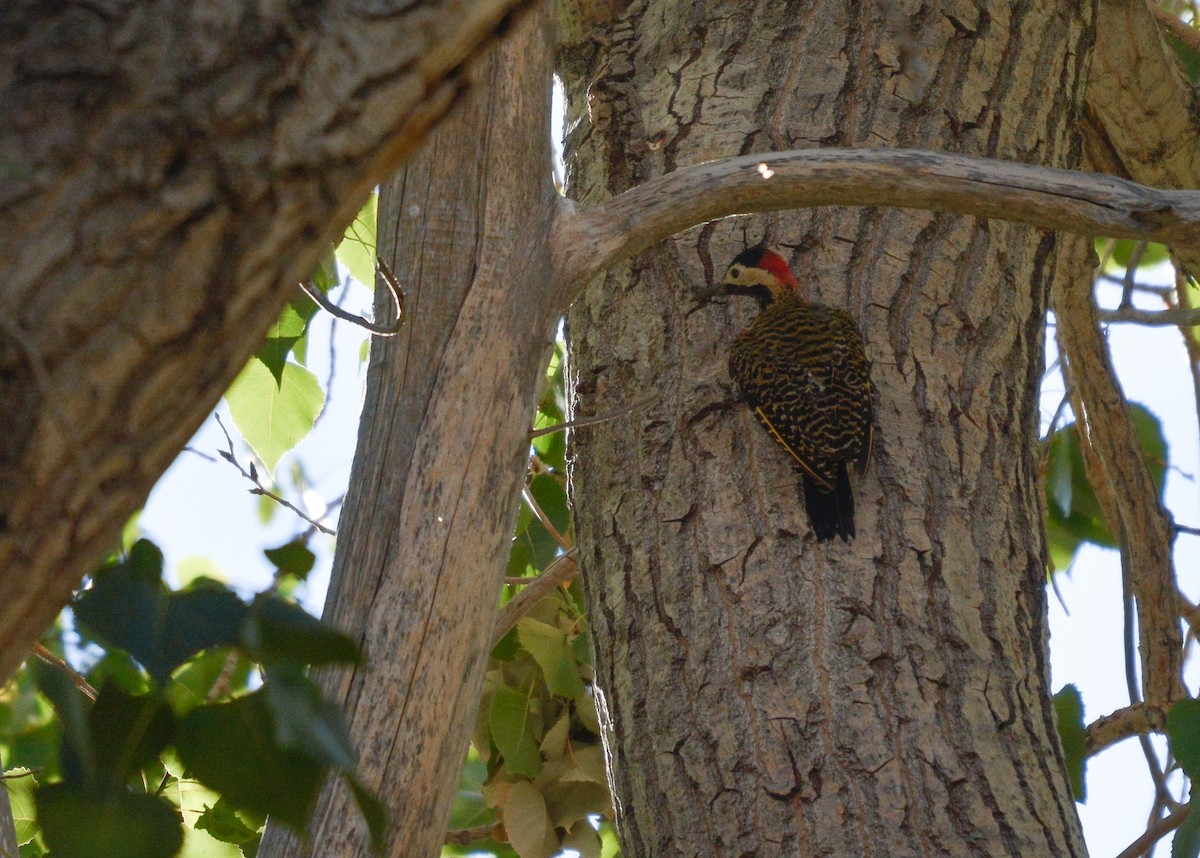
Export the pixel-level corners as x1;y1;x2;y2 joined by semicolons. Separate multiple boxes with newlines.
1085;703;1164;756
1097;305;1200;326
553;147;1200;291
1053;235;1184;708
1115;803;1189;858
492;551;579;648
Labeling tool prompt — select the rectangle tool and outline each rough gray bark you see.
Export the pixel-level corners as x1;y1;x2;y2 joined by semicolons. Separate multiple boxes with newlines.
258;7;557;857
0;0;534;682
562;1;1091;854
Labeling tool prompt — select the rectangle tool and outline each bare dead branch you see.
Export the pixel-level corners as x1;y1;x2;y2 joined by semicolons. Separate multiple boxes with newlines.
1114;803;1188;858
1097;305;1200;325
522;483;571;551
552;148;1200;292
213;414;336;537
1085;703;1164;756
1150;2;1200;56
298;256;405;337
446;825;499;846
32;643;97;702
530;393;658;438
492;551;580;648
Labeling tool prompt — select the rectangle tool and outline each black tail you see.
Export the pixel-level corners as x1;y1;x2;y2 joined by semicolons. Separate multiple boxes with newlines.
802;464;855;543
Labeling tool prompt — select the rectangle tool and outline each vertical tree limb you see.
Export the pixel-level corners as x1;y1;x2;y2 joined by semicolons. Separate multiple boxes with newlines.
258;7;558;856
1051;234;1184;709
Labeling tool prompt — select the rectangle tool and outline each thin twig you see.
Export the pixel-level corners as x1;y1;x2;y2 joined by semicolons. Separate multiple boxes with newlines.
1115;802;1189;858
493;551;580;648
530;393;658;438
1097;273;1174;298
522;484;571;551
1119;241;1148;309
445;825;498;846
1150;2;1200;56
1097;306;1200;326
297;253;405;337
213;414;336;536
32;643;97;702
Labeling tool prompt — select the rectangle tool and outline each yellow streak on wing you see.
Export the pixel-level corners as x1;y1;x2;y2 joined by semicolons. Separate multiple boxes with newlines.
753;406;835;491
860;421;874;473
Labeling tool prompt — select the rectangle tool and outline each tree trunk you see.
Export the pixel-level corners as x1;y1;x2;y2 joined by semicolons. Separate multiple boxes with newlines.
562;1;1091;854
0;0;535;682
258;7;557;857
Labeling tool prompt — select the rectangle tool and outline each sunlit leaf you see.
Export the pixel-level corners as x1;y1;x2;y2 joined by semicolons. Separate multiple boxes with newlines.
5;767;39;845
225;360;325;478
517;618;584;700
336;193;378;290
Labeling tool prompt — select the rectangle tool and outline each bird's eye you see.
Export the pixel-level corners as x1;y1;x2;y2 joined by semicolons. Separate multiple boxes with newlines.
730;266;743;280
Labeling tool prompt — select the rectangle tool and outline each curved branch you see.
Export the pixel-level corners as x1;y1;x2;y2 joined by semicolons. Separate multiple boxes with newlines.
1085;703;1164;756
552;147;1200;289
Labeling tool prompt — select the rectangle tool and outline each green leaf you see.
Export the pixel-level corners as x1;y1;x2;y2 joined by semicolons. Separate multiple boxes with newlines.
5;767;39;845
263;542;316;580
256;296;317;384
243;597;361;668
224;360;325;478
88;685;176;788
261;666;356;770
517;618;584;700
1170;33;1200;84
1051;684;1086;802
193;798;260;846
1170;699;1200;781
449;751;493;830
311;247;338;295
513;475;571;572
74;551;247;687
1107;240;1170;270
336;193;378;289
176;692;324;832
1042;404;1167;569
489;686;542;777
37;784;183;858
176;556;227;589
1175;796;1200;858
85;650;151;697
502;781;555;858
165;649;251;715
31;659;93;786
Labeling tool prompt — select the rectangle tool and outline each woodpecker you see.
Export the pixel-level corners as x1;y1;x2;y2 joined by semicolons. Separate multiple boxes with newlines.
721;246;874;542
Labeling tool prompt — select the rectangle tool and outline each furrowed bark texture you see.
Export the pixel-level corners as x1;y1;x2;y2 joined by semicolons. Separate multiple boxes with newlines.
561;1;1090;855
258;8;556;857
0;0;534;682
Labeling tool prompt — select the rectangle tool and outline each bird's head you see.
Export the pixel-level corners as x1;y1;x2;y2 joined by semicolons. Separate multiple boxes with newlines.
721;246;800;308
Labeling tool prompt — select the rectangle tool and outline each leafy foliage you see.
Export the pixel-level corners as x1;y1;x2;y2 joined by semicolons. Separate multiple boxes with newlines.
2;540;382;858
445;342;618;858
1043;402;1167;571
